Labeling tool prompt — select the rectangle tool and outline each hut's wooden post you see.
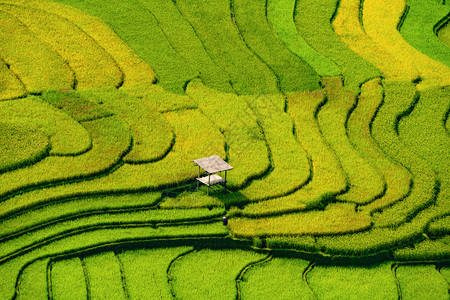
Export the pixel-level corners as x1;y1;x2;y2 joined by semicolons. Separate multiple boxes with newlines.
197;166;200;189
208;174;211;195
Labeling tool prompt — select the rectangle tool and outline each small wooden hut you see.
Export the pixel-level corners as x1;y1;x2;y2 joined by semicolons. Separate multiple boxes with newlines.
192;155;233;195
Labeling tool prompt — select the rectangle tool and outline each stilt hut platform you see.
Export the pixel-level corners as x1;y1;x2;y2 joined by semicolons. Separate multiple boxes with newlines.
192;155;233;195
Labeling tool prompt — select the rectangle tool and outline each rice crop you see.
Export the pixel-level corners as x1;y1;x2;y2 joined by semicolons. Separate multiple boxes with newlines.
0;223;228;299
1;3;123;90
119;247;192;299
306;263;397;300
16;259;49;300
370;81;437;227
0;109;224;218
332;0;419;82
79;88;175;164
170;249;267;299
239;90;347;217
49;0;197;94
428;216;450;235
0;58;26;101
399;0;450;68
0;122;49;174
240;94;311;201
319;77;385;204
229;203;372;238
186;80;270;189
294;0;380;93
393;237;450;261
267;0;341;77
0;10;74;93
0;193;162;239
159;190;224;209
175;0;279;95
83;252;127;299
50;257;87;299
137;0;233;93
122;83;197;113
0;96;92;156
41;91;114;122
349;79;411;213
240;257;314;299
0;115;132;200
437;19;450;47
14;0;158;87
0;207;225;260
0;0;449;296
363;0;450;89
395;264;449;299
232;0;320;92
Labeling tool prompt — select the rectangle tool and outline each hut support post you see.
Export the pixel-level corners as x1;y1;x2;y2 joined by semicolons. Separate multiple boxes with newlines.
208;174;211;195
197;166;200;189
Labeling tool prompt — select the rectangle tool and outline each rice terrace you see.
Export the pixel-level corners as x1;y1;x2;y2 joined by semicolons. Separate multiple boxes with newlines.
0;0;449;298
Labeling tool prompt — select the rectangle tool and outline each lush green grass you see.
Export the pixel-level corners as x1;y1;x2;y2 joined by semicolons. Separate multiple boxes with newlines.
239;90;347;216
1;3;123;90
80;88;175;164
50;0;197;94
170;249;267;299
0;10;74;93
119;247;192;299
240;257;314;299
0;122;49;174
241;94;311;201
307;263;397;299
175;0;279;95
232;0;320;92
0;58;26;101
0;96;92;156
396;264;449;299
267;0;341;77
50;257;87;299
229;203;372;238
16;259;49;300
319;77;385;204
294;0;380;93
186;80;270;189
400;0;450;68
83;252;127;299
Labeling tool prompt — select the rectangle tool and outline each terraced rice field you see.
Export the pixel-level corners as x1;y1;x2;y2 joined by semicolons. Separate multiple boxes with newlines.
0;0;449;298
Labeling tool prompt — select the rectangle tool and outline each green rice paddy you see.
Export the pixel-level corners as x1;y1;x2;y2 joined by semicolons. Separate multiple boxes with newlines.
0;0;449;298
